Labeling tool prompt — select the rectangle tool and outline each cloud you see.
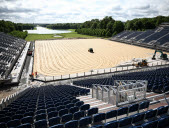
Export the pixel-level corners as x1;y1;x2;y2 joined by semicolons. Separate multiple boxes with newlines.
0;0;169;23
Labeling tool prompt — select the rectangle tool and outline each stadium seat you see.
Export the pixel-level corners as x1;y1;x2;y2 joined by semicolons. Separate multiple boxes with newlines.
65;120;78;128
79;116;92;127
21;116;34;124
74;110;85;120
35;119;48;128
117;106;128;116
156;106;168;116
129;103;139;113
131;112;145;123
104;120;118;128
17;123;32;128
145;109;157;119
0;116;11;123
141;120;158;128
0;122;7;128
57;105;66;111
157;116;169;128
90;125;103;128
47;107;56;113
35;113;46;121
48;111;58;119
69;106;79;114
118;116;132;127
59;108;69;116
36;109;46;115
66;103;74;109
12;114;23;120
93;113;106;123
80;104;90;111
48;117;61;127
61;113;73;122
7;119;20;127
75;101;84;107
87;107;98;116
49;124;64;128
72;99;80;103
106;110;117;119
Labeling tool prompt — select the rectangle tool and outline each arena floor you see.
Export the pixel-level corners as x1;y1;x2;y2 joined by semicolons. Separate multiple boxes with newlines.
33;39;155;76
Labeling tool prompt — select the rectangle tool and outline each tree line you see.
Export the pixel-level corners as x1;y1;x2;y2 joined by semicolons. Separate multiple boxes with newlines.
46;23;82;29
76;16;124;37
0;20;35;39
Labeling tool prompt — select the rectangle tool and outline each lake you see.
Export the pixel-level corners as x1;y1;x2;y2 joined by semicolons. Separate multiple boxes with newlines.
26;26;71;34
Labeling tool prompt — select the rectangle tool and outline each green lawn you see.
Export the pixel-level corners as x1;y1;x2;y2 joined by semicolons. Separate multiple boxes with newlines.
25;29;96;41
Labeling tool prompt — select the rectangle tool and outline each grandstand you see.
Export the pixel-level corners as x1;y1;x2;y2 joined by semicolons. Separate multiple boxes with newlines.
0;23;169;128
111;23;169;52
0;32;26;80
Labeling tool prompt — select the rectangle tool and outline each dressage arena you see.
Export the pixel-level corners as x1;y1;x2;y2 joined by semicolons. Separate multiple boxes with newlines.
33;39;155;76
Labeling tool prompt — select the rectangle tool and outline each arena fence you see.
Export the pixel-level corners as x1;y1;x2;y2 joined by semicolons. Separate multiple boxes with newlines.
33;61;169;82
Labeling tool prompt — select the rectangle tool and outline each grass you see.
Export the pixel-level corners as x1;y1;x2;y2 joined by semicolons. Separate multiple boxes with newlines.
25;29;97;41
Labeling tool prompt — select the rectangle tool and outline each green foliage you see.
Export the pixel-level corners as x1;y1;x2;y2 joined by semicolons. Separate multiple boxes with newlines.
47;23;81;29
9;30;28;39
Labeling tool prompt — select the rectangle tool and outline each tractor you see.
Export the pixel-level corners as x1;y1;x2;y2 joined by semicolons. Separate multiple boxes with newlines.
152;50;168;60
132;59;148;67
88;48;94;53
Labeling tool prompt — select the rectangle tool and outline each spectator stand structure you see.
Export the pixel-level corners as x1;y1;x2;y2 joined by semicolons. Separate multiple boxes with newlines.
111;22;169;52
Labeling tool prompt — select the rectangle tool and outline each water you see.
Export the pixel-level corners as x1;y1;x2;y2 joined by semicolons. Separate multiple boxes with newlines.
26;26;71;34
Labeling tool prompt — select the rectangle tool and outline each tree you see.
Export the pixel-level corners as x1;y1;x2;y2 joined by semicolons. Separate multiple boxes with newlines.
113;21;124;33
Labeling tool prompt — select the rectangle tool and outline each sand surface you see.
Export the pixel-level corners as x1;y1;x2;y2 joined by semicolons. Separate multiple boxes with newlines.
33;39;155;76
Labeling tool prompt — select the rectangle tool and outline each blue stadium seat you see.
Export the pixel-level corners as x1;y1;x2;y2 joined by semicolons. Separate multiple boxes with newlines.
12;114;23;120
87;107;98;116
139;101;149;110
75;101;84;107
131;112;145;123
157;106;168;116
35;119;48;128
106;110;117;119
118;116;132;127
72;99;80;103
48;111;58;119
0;122;7;128
74;110;85;120
65;120;78;128
56;105;65;111
69;106;79;114
7;119;20;127
36;109;46;115
24;111;34;117
157;116;169;128
80;104;90;111
0;116;11;123
48;117;61;127
90;125;103;128
35;113;46;121
17;123;32;128
61;113;73;122
145;109;157;119
117;106;128;116
21;116;34;124
141;120;158;128
66;103;74;109
47;107;56;113
129;103;139;113
104;120;118;128
59;108;69;116
93;113;106;123
79;116;92;127
49;124;64;128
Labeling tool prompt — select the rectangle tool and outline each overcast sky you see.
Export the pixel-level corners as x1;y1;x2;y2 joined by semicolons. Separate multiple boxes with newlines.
0;0;169;23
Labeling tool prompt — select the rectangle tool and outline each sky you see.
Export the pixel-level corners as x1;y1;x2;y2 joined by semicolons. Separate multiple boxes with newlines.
0;0;169;23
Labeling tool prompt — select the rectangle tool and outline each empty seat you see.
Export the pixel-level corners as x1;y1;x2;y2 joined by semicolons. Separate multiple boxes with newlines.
36;109;46;115
157;116;169;128
35;113;46;121
79;116;92;127
117;106;128;116
145;109;157;119
141;120;158;128
69;106;79;114
87;107;98;116
61;113;73;122
12;114;23;120
35;119;47;128
17;123;32;128
65;120;78;128
139;101;150;110
49;117;60;127
119;117;132;127
106;110;117;119
48;111;58;119
0;122;7;128
47;107;56;113
131;113;145;123
74;111;85;120
0;116;11;123
75;101;84;107
24;111;34;117
7;119;20;127
93;113;106;123
49;124;64;128
66;103;74;109
57;105;65;111
72;99;80;103
157;106;168;116
21;116;34;124
80;104;90;111
59;108;68;116
104;120;118;128
129;104;139;113
90;125;103;128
